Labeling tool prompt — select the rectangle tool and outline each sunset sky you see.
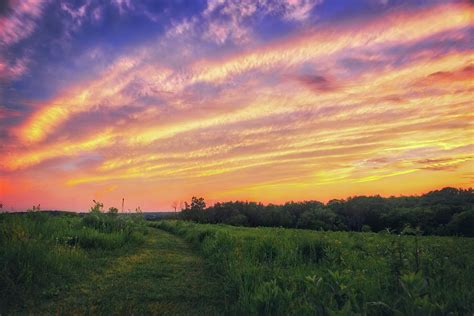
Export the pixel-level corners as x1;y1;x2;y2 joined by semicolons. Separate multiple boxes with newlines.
0;0;473;211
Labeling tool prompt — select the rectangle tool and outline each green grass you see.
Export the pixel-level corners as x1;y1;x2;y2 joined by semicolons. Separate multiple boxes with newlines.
0;212;135;310
0;213;225;314
35;228;225;315
154;220;474;315
1;212;472;315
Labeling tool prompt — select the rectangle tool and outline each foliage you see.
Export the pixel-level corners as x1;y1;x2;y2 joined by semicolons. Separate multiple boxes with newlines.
0;209;148;312
34;228;224;315
180;188;474;236
447;209;474;237
154;220;474;315
90;200;103;213
108;207;119;214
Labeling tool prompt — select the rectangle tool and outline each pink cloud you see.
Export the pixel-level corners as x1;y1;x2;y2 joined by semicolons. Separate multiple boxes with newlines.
169;0;323;45
0;107;22;119
9;56;30;79
283;0;323;21
91;6;102;22
166;17;198;38
60;0;90;28
0;55;30;80
112;0;133;15
0;59;6;77
0;0;48;47
202;0;257;44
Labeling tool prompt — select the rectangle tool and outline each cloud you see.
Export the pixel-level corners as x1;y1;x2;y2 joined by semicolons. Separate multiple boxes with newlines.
202;0;257;44
166;17;197;38
91;6;102;22
60;0;90;28
9;58;28;78
1;1;473;209
283;0;322;21
5;47;472;175
296;74;338;92
112;0;133;15
0;0;48;47
416;157;471;171
425;65;474;83
8;9;472;177
0;106;22;119
199;0;323;44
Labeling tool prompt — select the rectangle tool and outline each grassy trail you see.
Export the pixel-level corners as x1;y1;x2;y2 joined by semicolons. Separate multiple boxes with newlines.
36;228;225;315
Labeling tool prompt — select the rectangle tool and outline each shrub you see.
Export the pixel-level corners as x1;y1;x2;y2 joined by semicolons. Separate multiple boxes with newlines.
81;212;127;233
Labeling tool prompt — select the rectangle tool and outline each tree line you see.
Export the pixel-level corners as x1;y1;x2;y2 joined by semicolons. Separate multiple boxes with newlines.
180;187;474;236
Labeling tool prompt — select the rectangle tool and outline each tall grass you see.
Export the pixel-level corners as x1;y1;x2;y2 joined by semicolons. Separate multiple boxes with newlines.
0;211;148;312
154;220;474;315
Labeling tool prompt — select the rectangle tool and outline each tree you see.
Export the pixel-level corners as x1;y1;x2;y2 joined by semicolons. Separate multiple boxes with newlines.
447;210;474;237
108;207;119;214
175;187;473;236
190;196;206;211
90;200;103;213
297;207;339;231
181;197;206;221
224;213;248;226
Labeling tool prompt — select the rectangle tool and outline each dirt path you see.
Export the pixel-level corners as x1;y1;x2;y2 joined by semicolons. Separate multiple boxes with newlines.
37;229;225;315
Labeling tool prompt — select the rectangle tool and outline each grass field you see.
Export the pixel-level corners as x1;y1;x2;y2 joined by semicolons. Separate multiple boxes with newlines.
1;213;473;315
155;220;474;315
0;212;224;314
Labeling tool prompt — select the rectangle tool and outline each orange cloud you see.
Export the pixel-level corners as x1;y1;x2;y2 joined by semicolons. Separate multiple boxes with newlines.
16;3;473;145
3;2;473;210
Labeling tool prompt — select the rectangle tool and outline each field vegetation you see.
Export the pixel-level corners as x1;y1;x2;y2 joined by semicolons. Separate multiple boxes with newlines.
0;202;148;312
155;220;474;315
0;188;473;315
0;205;226;314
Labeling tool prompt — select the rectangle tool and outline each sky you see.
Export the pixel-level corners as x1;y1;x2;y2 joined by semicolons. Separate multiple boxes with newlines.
0;0;473;211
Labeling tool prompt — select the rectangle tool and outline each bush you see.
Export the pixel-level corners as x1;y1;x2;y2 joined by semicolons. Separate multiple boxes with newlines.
81;212;127;233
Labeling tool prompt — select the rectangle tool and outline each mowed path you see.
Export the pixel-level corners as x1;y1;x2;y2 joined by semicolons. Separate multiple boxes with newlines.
37;229;225;315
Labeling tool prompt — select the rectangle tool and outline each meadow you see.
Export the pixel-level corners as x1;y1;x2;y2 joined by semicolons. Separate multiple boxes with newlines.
155;220;473;315
1;210;472;315
0;209;148;312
